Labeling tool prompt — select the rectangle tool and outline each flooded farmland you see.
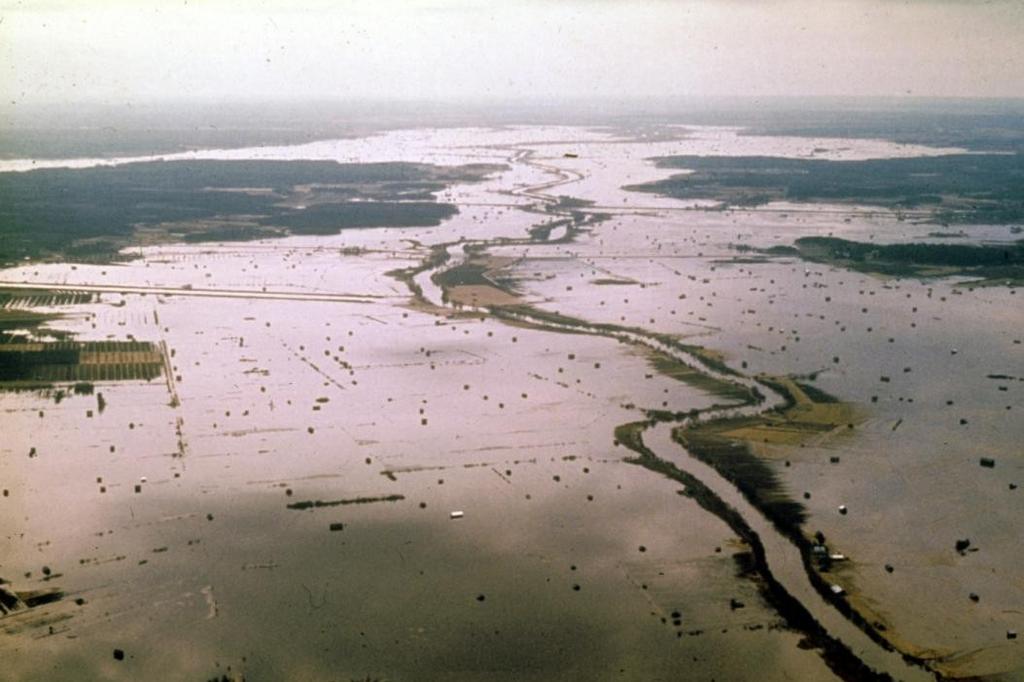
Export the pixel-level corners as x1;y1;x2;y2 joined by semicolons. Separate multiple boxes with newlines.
1;123;1022;682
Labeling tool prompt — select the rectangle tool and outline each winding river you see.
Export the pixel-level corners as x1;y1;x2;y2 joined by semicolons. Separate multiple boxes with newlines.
406;145;938;682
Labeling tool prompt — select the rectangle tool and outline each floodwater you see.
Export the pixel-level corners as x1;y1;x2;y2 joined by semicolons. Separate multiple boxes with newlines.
1;125;1021;680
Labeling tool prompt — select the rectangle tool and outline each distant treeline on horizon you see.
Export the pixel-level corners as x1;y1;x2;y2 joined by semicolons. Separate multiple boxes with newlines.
1;96;1023;160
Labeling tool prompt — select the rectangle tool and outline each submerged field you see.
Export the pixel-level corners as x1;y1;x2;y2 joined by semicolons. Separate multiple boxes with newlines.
1;123;1021;681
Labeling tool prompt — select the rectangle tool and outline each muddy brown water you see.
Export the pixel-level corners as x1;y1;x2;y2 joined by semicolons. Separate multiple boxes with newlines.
2;125;1020;680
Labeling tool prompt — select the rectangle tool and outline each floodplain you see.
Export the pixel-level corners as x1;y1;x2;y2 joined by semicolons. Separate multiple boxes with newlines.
1;121;1021;681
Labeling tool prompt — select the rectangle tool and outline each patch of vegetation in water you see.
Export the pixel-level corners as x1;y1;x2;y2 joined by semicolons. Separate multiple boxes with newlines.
262;202;458;234
181;225;286;242
761;245;801;257
286;494;405;510
624;153;1024;224
493;306;604;336
795;236;1024;267
613;421;651;453
432;261;492;289
788;236;1024;282
0;160;503;264
673;425;807;533
552;195;596;209
794;381;841;404
647;350;752;403
528;218;571;242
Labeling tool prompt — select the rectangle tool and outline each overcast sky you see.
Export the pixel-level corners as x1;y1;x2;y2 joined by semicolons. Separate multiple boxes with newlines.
1;0;1022;105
